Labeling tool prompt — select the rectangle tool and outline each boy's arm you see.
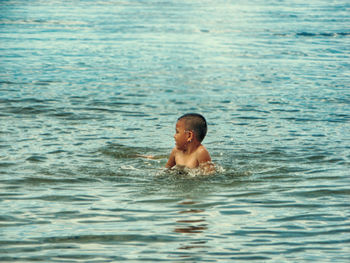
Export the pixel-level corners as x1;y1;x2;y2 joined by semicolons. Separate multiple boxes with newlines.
165;148;176;168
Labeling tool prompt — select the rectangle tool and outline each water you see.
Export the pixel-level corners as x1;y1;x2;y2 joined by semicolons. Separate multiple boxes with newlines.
1;0;349;262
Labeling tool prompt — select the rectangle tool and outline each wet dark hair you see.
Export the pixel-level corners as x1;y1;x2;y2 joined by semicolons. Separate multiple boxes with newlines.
178;113;207;142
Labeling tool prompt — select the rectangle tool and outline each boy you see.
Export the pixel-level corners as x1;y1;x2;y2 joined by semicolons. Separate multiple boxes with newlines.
166;113;214;172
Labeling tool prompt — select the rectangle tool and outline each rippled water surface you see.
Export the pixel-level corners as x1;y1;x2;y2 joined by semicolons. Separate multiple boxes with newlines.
1;0;350;262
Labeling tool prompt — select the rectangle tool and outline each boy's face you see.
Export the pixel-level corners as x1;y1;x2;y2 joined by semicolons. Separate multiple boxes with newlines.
174;119;189;150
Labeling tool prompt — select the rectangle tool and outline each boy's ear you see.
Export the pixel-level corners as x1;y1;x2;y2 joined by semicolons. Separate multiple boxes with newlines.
187;131;194;142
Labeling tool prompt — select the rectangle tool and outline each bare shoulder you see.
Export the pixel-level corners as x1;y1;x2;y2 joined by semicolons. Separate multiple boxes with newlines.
196;144;211;163
196;144;210;155
196;145;215;174
170;146;180;156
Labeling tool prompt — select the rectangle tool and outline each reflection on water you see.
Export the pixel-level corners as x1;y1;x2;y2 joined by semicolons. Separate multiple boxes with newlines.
175;201;209;254
176;202;207;232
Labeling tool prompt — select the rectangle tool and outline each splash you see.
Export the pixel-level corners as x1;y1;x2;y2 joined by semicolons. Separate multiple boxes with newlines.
161;163;222;179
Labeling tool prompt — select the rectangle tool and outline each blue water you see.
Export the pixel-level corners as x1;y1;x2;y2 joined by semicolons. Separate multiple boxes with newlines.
1;0;350;262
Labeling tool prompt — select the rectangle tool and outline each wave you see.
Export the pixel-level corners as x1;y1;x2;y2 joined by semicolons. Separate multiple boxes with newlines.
276;32;350;38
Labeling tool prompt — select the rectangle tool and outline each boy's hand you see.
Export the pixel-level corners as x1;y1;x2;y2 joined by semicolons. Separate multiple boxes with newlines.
136;154;155;159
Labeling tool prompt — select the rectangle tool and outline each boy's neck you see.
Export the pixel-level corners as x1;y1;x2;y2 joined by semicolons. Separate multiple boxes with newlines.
183;141;201;154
